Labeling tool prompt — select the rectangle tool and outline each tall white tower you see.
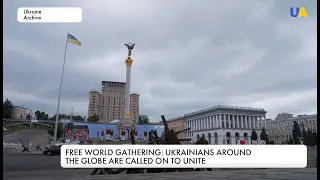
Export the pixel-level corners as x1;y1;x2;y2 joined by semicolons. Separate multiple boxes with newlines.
120;43;135;137
124;57;132;120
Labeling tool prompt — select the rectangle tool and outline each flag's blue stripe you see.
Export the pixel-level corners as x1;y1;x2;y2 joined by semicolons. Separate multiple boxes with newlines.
67;34;79;42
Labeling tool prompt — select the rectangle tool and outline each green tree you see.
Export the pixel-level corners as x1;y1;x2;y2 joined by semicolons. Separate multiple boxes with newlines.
49;114;70;121
41;112;49;120
72;115;84;121
312;132;317;146
3;98;14;119
301;123;307;144
49;114;84;122
40;112;45;119
34;110;49;120
87;114;99;122
34;110;41;120
303;129;312;146
47;123;64;139
292;121;301;144
260;127;269;143
139;115;150;124
251;129;258;140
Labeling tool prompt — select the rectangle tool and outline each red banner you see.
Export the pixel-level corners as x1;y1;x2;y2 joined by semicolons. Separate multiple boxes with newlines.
64;128;89;141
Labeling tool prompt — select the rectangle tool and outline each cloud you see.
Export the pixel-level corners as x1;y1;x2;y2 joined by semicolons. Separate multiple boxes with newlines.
4;0;317;121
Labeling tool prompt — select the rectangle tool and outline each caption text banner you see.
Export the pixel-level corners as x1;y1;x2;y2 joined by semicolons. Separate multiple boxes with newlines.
61;145;307;168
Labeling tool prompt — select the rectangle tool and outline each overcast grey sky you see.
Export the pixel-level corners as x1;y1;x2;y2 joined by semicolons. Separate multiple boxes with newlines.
4;0;317;121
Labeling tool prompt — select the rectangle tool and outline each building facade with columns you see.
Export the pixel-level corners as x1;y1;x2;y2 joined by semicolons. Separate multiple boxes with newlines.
184;105;267;144
267;113;317;144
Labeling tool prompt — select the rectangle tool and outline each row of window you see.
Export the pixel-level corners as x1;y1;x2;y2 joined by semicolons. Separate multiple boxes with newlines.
268;126;317;135
102;82;126;88
267;119;316;128
270;135;293;141
91;99;136;106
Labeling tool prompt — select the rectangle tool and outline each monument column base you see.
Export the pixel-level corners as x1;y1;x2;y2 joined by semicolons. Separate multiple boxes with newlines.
119;116;134;141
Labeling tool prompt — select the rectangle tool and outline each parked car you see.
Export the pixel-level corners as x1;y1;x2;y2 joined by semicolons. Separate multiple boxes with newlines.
43;145;62;156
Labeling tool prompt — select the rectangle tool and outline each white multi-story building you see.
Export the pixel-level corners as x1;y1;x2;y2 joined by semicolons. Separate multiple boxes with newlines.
184;105;267;144
267;113;317;144
12;105;29;120
130;93;140;125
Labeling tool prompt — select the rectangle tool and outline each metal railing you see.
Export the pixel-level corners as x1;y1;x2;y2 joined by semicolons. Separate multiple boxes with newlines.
3;119;55;126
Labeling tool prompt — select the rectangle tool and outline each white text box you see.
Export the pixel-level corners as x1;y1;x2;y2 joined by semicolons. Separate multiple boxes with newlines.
61;145;307;168
17;7;82;23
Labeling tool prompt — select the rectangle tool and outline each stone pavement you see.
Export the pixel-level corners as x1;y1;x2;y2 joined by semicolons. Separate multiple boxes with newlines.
4;168;317;180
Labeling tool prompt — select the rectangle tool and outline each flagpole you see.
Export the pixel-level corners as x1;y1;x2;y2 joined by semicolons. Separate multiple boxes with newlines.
53;31;69;146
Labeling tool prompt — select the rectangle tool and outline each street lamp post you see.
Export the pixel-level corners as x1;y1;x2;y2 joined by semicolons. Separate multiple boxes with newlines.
69;108;74;140
22;105;33;152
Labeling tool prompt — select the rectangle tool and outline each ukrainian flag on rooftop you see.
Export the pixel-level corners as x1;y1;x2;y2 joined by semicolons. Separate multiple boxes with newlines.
67;33;81;46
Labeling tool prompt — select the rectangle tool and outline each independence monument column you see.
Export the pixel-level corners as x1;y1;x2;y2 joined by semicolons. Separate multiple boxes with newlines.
120;43;135;140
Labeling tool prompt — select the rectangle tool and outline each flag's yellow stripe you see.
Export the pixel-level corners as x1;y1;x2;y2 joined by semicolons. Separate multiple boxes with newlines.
67;38;81;46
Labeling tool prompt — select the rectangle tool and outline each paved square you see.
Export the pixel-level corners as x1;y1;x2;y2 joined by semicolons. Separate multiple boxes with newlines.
3;168;317;180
